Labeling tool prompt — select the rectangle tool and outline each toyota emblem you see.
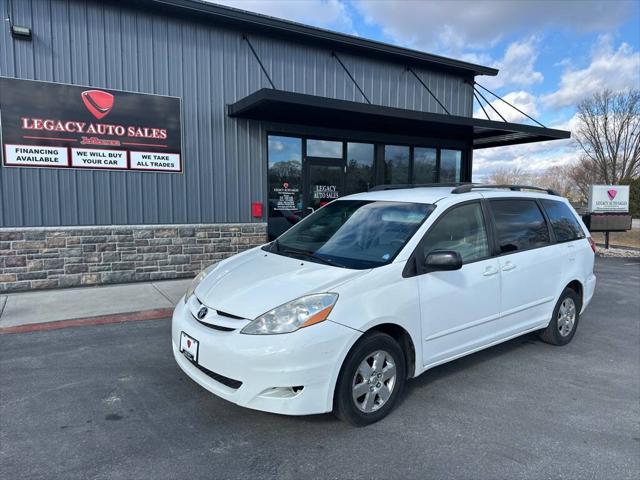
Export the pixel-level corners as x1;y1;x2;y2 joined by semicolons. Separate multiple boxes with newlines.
197;307;208;320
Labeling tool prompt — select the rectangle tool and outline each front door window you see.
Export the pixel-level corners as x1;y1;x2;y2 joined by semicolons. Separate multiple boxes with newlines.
304;159;345;214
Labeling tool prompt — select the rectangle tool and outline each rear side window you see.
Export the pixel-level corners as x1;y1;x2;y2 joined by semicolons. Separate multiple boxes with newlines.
541;199;585;242
490;200;550;254
422;202;490;263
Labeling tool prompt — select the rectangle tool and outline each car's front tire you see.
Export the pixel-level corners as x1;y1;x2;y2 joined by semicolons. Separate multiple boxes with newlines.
539;287;581;346
334;331;406;426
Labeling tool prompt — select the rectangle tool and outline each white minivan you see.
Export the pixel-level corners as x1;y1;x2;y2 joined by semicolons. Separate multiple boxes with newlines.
172;185;596;425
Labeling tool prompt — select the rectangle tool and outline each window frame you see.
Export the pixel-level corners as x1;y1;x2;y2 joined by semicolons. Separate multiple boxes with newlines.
485;198;554;257
403;199;495;278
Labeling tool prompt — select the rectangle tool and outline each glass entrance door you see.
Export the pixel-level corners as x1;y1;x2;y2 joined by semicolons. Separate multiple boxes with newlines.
303;158;345;215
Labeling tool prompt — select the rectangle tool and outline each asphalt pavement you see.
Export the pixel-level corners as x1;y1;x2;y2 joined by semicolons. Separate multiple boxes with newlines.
1;257;639;480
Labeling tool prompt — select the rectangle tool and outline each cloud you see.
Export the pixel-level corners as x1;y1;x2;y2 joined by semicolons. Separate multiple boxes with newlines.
541;35;640;108
354;0;633;56
472;114;582;181
474;91;539;123
210;0;354;33
480;38;543;90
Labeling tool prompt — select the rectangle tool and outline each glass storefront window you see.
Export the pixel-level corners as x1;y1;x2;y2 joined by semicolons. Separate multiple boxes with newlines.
384;145;410;184
268;135;302;239
306;139;343;158
440;149;462;182
346;142;374;194
413;147;437;184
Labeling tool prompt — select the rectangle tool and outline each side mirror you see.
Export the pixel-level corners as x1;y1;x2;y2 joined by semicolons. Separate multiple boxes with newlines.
424;250;462;273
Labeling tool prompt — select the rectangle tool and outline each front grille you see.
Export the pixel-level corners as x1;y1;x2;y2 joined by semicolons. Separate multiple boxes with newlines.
216;310;245;320
196;319;235;332
189;359;242;389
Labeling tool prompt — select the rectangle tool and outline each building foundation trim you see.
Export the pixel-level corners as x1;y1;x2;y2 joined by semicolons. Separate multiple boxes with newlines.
0;223;268;292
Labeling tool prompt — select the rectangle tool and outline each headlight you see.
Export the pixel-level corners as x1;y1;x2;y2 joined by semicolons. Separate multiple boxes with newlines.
241;293;338;335
184;264;218;303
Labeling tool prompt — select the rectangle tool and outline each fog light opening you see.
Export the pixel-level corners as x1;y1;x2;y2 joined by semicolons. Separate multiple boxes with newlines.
259;386;305;399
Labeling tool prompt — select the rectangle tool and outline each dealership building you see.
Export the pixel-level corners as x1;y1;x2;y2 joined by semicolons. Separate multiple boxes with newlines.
0;0;570;292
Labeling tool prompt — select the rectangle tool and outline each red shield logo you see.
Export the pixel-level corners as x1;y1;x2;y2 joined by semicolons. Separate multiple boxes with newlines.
607;189;617;200
81;90;114;119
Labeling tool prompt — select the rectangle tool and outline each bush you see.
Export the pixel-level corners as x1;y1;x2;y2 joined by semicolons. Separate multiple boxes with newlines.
620;177;640;218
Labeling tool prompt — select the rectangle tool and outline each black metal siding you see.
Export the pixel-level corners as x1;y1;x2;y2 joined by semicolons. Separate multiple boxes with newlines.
0;0;474;227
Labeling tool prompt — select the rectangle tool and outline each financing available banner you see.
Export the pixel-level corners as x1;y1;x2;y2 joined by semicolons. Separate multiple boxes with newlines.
0;77;182;173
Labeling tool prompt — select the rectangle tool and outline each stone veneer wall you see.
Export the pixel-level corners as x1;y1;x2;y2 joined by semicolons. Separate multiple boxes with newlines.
0;223;267;293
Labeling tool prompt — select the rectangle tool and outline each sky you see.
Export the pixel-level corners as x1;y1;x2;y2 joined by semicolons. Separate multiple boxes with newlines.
213;0;640;180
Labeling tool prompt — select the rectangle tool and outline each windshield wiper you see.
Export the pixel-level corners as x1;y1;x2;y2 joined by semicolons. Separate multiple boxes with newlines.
278;246;345;268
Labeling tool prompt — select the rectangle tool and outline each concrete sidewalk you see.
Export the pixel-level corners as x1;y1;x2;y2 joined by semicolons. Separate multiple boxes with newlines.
0;279;191;332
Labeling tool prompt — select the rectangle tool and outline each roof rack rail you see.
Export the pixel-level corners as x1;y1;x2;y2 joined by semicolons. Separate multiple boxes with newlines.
369;182;471;191
451;184;560;196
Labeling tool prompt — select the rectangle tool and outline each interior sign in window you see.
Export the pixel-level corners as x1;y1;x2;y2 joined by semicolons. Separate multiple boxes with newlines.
0;77;182;173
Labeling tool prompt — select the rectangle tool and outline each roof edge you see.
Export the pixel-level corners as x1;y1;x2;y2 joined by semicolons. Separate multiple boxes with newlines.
142;0;499;77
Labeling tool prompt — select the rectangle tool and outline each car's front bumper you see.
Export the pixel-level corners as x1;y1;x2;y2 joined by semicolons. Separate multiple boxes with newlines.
171;299;360;415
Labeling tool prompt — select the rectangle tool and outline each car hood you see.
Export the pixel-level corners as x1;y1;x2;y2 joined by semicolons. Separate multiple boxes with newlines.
194;248;369;319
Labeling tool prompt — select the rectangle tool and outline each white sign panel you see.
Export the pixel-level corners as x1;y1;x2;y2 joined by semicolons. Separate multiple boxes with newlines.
130;151;181;172
3;144;68;167
71;148;127;169
588;185;630;213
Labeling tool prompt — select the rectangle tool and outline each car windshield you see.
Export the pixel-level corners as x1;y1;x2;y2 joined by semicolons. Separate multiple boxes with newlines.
266;200;433;269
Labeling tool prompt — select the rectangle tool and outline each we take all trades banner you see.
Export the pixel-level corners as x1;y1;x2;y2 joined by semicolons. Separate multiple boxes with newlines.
0;77;182;173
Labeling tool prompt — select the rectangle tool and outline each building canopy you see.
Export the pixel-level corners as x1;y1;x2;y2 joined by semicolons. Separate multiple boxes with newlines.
228;89;570;149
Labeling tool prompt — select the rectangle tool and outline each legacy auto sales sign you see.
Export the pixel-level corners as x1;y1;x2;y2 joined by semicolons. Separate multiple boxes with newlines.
0;77;182;173
588;185;630;213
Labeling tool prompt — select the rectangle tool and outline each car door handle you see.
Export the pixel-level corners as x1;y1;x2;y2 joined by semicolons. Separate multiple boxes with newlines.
501;261;516;271
483;266;499;276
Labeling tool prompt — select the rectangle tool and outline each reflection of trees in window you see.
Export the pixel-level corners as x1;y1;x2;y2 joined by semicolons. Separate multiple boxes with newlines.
414;148;437;183
491;200;550;252
440;150;461;183
384;146;409;184
346;159;373;194
268;160;301;183
346;143;374;194
540;199;584;242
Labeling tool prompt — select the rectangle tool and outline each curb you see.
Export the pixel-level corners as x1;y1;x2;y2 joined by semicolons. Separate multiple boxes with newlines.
595;243;640;252
0;308;173;335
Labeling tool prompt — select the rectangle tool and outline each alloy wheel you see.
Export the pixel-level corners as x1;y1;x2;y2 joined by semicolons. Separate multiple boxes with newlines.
557;297;576;337
351;350;397;413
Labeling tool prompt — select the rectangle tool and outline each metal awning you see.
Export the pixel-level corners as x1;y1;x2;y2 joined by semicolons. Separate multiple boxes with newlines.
228;89;570;149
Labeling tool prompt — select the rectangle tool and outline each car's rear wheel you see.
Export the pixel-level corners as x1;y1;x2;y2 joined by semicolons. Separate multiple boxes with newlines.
334;331;406;426
539;287;581;346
